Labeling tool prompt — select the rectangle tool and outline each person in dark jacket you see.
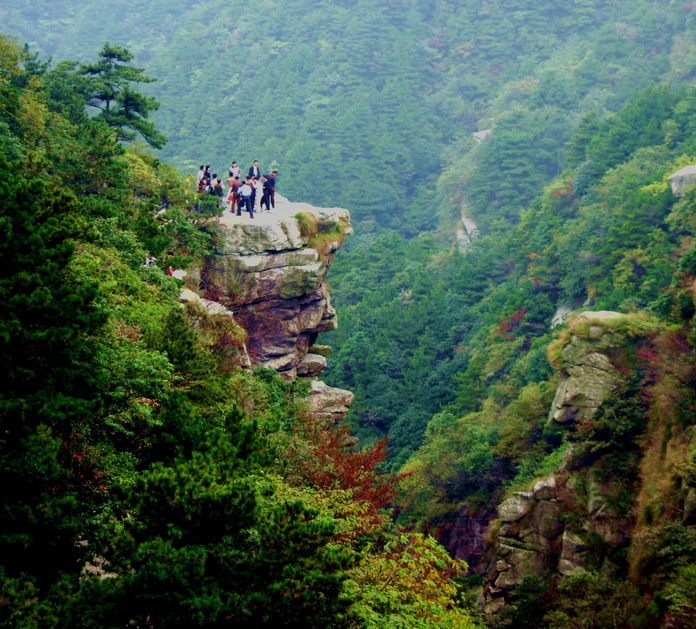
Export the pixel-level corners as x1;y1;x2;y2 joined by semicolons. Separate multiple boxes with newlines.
266;170;277;209
248;160;260;179
260;175;272;211
212;178;225;208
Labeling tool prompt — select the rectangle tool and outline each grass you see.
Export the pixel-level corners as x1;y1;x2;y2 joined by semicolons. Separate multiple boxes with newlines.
295;211;320;239
295;212;350;257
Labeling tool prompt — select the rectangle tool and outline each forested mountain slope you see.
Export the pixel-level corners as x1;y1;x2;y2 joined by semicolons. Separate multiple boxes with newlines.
0;37;482;627
4;0;696;228
6;0;688;464
3;0;696;625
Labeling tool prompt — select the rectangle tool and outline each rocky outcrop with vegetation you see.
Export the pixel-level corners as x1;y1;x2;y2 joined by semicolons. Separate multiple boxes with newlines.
479;310;696;626
197;196;355;419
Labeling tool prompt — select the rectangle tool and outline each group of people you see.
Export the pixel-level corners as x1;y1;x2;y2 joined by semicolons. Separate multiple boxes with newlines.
196;161;278;219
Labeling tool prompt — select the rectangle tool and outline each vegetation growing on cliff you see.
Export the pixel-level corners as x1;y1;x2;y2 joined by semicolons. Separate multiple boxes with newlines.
0;38;480;628
3;0;696;625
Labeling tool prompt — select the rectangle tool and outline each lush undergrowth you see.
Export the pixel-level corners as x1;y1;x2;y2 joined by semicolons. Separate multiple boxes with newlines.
0;38;482;628
3;1;696;625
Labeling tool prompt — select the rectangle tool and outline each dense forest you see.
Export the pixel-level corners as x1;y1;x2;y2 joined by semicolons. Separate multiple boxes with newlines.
0;36;480;627
2;0;696;626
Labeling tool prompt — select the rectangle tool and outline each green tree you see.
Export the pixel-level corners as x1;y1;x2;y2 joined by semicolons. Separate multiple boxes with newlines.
79;43;166;148
0;155;105;583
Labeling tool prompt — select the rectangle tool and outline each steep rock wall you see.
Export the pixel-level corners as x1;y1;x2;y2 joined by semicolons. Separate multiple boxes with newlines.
436;508;493;575
196;195;355;420
479;312;645;620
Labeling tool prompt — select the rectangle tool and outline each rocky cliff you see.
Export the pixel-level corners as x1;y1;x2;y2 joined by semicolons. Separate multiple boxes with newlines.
478;310;696;622
182;195;354;421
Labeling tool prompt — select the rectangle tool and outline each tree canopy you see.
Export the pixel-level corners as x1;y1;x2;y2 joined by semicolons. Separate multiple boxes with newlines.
78;42;166;148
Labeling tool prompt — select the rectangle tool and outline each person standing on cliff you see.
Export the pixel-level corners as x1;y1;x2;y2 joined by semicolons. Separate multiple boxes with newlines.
226;176;237;214
248;160;260;179
212;177;225;209
232;176;242;213
260;175;272;211
266;170;277;209
228;161;240;178
253;176;264;211
238;177;254;218
249;176;259;211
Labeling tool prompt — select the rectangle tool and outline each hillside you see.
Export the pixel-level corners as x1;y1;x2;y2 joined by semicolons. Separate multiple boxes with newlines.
2;0;696;625
0;37;480;628
3;1;696;228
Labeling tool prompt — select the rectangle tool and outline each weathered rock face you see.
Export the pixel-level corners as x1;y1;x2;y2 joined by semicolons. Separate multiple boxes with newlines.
206;195;350;377
201;195;354;420
308;380;355;423
437;508;493;575
297;353;328;378
480;312;635;621
668;164;696;197
548;311;624;425
480;467;632;621
456;208;479;252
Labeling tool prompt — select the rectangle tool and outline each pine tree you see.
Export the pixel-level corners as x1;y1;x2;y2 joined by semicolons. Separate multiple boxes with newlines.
79;43;166;148
0;156;106;582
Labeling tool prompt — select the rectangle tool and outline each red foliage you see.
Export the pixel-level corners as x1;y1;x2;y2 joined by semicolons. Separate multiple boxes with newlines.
550;185;573;196
636;341;660;367
524;252;542;259
682;3;694;11
294;418;405;515
637;332;694;390
59;442;107;493
496;307;528;340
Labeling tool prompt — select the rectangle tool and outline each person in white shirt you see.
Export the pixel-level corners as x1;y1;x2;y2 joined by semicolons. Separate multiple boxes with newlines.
237;177;254;218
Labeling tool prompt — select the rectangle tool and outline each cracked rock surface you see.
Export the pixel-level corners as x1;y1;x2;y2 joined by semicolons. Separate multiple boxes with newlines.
202;195;355;422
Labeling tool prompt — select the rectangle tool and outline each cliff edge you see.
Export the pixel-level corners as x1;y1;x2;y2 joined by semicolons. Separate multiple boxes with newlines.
182;194;354;421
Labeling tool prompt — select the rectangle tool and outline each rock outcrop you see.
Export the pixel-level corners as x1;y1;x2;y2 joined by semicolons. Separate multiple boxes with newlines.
550;305;573;328
308;380;355;423
668;164;696;196
456;208;479;252
547;311;624;425
479;311;637;621
179;287;251;368
198;194;354;421
473;129;492;143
